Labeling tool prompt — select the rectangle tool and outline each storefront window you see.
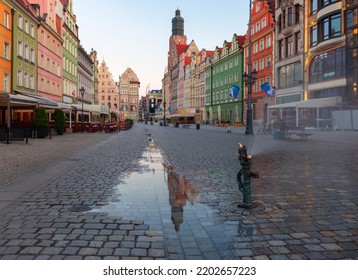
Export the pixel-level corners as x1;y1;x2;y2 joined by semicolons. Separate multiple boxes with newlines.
309;48;345;83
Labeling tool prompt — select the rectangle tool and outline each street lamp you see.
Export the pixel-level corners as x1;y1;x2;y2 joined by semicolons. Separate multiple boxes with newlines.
108;101;111;123
163;91;167;126
118;75;121;131
80;87;85;133
245;0;264;135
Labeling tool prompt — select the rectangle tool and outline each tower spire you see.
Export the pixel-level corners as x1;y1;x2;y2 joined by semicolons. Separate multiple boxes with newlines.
172;8;184;36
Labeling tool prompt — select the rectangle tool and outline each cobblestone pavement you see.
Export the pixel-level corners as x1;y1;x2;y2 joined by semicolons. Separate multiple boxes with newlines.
0;124;357;259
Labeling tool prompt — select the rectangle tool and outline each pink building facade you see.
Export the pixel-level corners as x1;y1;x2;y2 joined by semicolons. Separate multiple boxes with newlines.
30;0;63;101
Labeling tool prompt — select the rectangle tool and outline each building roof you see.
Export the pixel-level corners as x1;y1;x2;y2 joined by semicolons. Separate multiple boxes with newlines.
236;35;246;46
176;44;188;56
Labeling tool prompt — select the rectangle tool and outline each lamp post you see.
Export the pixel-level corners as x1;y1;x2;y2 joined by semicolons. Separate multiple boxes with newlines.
80;87;85;133
163;90;167;126
244;0;264;135
118;75;121;131
108;101;111;123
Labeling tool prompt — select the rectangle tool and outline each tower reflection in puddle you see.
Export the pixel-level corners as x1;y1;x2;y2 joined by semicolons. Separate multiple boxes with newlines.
89;136;199;233
166;166;199;231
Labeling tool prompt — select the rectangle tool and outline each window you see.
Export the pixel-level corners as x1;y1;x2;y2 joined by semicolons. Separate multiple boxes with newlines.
310;47;345;83
256;22;260;32
30;48;34;63
286;35;294;57
323;13;341;40
266;56;271;67
278;39;284;59
311;0;317;14
266;76;271;85
282;9;286;29
24;19;29;33
294;32;301;54
262;18;267;28
17;69;22;86
256;3;260;12
254;42;258;53
30;74;34;89
3;73;9;92
260;39;264;51
4;43;10;59
30;25;35;37
18;14;23;29
260;79;264;88
260;59;264;70
266;35;271;47
17;41;23;57
278;62;302;88
320;0;339;9
288;7;293;26
295;4;300;24
310;25;317;46
4;12;9;28
24;72;29;88
24;45;29;60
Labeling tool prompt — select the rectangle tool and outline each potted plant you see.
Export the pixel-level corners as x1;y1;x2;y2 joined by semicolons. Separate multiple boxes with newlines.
53;109;66;135
33;107;49;138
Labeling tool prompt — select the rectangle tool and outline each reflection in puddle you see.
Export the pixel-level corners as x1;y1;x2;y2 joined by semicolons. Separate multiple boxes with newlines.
90;137;199;232
89;136;253;259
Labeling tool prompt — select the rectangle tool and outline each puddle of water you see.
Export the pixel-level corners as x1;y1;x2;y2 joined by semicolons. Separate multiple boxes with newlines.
90;137;200;232
89;136;260;258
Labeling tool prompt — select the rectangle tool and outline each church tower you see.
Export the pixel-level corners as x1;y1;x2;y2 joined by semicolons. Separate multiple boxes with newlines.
172;8;184;36
168;9;187;70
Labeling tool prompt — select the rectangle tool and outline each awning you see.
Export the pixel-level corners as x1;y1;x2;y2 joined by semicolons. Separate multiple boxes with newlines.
14;90;59;108
0;93;38;107
268;96;342;109
168;113;195;118
57;102;73;110
83;104;110;115
71;104;90;113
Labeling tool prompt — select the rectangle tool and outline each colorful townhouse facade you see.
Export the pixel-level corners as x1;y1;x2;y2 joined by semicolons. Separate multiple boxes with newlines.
60;0;78;104
31;0;63;102
167;9;187;114
98;59;119;113
12;0;38;96
119;67;140;121
77;44;93;104
245;0;275;124
205;35;246;124
268;0;355;128
197;49;214;123
0;0;13;94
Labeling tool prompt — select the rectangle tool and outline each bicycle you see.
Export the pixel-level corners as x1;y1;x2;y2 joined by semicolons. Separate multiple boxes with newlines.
257;124;273;135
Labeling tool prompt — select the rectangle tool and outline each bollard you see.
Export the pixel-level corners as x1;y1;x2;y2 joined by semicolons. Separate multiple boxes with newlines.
237;143;259;209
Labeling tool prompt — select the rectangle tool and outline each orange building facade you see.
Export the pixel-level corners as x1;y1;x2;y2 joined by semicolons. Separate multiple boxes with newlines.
0;0;12;94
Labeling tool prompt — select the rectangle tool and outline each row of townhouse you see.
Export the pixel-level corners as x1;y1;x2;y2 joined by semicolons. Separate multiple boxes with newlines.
0;0;98;129
162;0;358;128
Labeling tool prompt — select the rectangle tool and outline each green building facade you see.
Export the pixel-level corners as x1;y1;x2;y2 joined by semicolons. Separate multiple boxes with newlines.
12;1;39;94
205;34;245;124
61;0;79;104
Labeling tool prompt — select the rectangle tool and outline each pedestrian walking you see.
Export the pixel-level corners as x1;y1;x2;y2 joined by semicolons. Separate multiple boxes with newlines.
227;122;232;133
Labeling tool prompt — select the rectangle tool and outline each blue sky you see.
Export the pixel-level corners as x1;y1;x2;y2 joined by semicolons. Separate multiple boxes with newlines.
73;0;250;96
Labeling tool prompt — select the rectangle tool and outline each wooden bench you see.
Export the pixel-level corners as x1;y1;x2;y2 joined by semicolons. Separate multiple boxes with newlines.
182;124;191;129
286;127;312;140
